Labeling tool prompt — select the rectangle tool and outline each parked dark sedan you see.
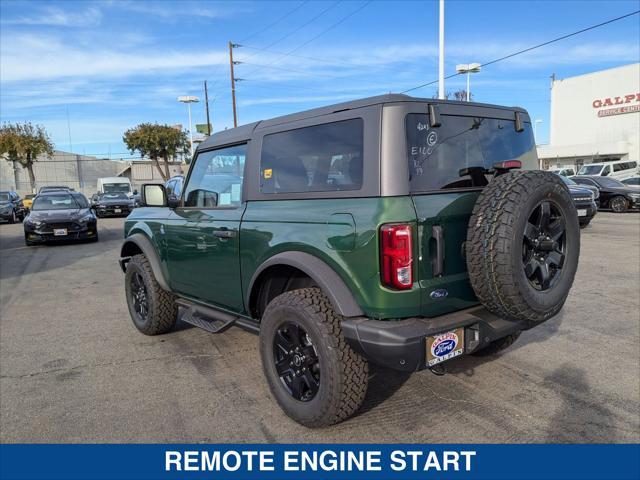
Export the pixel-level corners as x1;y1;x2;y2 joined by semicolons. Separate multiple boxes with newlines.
571;176;640;213
93;192;135;217
23;191;98;246
0;190;26;224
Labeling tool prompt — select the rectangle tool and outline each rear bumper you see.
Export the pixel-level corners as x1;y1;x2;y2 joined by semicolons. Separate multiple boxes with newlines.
342;306;526;372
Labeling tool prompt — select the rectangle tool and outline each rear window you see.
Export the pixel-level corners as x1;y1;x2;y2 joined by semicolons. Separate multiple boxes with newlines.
406;114;537;192
260;118;363;194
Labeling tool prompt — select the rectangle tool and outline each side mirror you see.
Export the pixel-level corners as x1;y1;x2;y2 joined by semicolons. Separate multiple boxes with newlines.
167;194;180;209
133;189;138;195
140;184;167;207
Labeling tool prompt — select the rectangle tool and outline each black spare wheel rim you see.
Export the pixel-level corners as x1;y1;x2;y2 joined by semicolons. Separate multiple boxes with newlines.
273;321;320;402
129;271;149;323
523;200;566;291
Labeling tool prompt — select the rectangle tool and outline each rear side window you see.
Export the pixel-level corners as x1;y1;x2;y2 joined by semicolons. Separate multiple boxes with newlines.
260;118;363;194
406;114;537;192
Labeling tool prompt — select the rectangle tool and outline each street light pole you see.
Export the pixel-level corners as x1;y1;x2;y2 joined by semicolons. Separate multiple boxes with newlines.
456;63;481;101
534;119;543;143
438;0;445;99
178;95;200;158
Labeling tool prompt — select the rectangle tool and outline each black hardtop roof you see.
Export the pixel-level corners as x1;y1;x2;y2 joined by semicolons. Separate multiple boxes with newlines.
198;93;527;150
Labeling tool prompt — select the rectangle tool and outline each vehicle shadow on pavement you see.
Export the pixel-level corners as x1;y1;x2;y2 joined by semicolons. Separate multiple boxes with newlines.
356;364;412;415
543;365;618;442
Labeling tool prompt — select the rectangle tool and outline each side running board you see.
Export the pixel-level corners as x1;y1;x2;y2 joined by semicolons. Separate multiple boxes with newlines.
175;298;259;334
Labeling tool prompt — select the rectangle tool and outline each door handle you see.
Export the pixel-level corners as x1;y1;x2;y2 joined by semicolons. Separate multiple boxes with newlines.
213;229;236;238
432;225;445;277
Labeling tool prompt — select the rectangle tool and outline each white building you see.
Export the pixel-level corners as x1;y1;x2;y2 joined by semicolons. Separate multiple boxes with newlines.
538;63;640;170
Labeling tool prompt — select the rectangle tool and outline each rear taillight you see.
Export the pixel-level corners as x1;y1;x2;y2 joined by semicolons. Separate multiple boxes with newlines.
380;224;413;290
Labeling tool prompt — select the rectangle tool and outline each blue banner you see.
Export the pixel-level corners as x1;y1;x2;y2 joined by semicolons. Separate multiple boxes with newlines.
1;444;638;480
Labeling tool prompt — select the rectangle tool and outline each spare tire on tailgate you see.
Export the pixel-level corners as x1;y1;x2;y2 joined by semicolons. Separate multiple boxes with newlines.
466;170;580;326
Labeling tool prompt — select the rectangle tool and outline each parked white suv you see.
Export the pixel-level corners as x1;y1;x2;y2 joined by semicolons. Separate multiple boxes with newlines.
577;160;638;181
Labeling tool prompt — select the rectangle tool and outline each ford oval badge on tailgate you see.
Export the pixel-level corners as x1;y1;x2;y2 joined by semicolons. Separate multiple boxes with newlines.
430;289;448;299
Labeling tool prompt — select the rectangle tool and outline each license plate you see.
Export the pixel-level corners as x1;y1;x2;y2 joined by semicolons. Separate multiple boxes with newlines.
577;209;587;217
53;228;67;236
114;208;122;213
426;328;465;367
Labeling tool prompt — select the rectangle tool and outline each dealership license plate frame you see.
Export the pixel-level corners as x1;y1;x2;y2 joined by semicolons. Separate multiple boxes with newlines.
53;228;67;236
577;209;587;217
426;327;465;367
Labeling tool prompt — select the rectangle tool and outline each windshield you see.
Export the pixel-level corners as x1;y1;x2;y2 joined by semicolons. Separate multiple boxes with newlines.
578;165;603;175
558;175;577;186
0;193;10;202
103;183;131;194
594;177;625;188
32;194;80;211
101;193;129;200
406;114;537;191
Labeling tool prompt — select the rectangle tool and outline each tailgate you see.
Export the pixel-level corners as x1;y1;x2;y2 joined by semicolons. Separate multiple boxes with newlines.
412;192;481;317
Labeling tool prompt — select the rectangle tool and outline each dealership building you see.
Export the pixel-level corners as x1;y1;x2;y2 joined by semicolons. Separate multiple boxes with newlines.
537;63;640;170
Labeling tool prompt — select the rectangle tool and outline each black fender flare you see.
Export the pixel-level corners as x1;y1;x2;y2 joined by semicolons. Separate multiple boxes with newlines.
119;233;170;291
247;251;364;318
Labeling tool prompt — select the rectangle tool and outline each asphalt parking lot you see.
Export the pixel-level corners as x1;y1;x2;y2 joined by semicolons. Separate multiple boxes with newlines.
1;213;638;443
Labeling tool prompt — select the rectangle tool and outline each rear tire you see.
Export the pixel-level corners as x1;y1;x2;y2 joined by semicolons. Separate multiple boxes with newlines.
125;254;177;335
466;171;580;326
471;332;521;356
259;287;368;428
610;196;628;213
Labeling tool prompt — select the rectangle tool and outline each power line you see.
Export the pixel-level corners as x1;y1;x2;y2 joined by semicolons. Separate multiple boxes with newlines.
401;10;640;94
239;0;373;81
239;0;312;43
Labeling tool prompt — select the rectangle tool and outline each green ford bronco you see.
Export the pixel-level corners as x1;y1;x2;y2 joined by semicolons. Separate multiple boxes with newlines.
120;94;579;427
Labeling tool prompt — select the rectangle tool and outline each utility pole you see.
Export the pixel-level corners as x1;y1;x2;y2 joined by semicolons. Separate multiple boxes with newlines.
438;0;445;99
228;41;238;128
204;80;212;135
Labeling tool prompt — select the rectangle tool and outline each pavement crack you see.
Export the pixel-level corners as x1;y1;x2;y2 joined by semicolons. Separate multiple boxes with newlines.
0;353;220;379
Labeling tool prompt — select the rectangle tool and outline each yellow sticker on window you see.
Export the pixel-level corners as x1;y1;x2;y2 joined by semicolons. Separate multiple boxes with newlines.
264;168;272;179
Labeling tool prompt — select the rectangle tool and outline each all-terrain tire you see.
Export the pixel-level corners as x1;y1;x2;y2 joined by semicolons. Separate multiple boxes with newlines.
259;287;368;428
466;170;580;326
471;331;522;356
125;254;177;335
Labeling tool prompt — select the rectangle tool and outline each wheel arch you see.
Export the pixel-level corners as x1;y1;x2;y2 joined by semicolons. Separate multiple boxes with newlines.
247;252;364;319
119;233;170;291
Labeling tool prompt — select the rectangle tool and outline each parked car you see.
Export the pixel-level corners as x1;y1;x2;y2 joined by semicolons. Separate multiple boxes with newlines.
549;166;576;177
571;176;640;213
0;190;26;223
119;94;580;427
576;160;638;181
38;185;74;194
556;175;598;228
165;175;184;205
22;194;36;211
93;192;135;217
621;176;640;188
23;191;97;245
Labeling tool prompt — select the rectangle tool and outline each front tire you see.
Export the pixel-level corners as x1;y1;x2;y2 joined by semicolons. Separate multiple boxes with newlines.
125;254;177;335
9;211;16;224
259;287;368;428
610;196;628;213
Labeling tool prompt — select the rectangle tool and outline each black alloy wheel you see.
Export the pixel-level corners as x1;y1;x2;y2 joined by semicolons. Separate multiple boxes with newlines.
272;321;320;402
129;271;149;322
610;196;628;213
523;200;566;291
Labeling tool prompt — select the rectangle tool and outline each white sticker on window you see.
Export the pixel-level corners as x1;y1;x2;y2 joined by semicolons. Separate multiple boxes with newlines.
231;183;241;202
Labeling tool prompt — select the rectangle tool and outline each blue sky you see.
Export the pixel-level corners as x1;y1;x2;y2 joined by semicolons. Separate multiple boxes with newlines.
1;0;639;159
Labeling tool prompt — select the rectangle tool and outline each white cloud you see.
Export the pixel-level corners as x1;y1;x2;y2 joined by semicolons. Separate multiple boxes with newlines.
2;6;103;27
